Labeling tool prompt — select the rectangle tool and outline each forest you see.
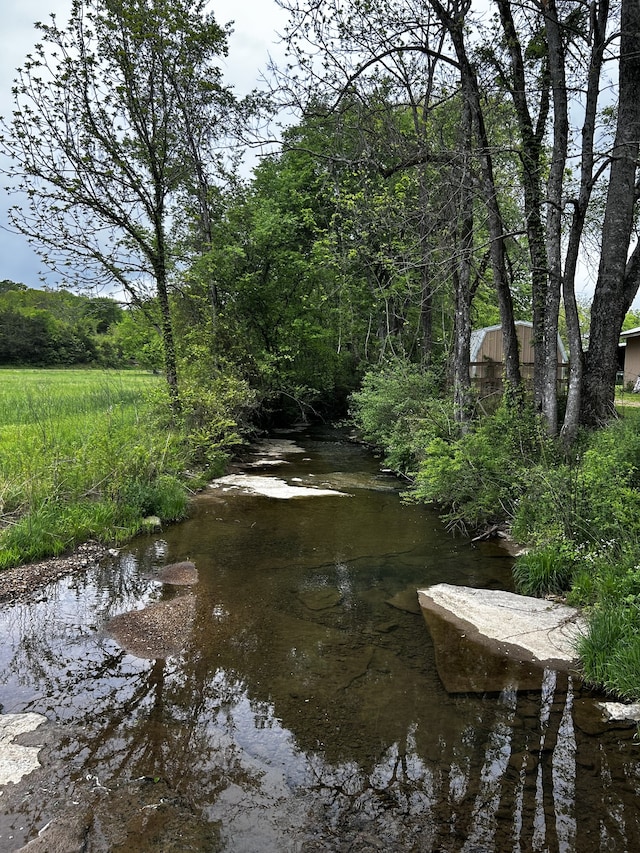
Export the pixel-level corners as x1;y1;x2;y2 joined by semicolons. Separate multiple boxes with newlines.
2;0;640;698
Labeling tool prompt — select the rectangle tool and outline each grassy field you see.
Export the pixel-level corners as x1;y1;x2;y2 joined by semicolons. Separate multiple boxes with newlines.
0;368;188;569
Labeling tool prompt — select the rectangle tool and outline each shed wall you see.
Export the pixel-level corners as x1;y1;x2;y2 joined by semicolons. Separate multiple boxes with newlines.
623;338;640;386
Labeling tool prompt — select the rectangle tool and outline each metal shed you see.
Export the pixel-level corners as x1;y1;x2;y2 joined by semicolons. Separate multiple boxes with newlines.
469;321;568;395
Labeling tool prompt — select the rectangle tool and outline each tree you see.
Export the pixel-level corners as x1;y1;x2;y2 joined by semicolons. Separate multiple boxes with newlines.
488;0;640;436
276;0;640;441
581;0;640;426
276;0;527;423
1;0;236;413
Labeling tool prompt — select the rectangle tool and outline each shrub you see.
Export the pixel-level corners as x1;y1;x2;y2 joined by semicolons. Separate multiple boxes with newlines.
410;399;557;532
149;368;258;476
577;603;640;700
349;359;452;475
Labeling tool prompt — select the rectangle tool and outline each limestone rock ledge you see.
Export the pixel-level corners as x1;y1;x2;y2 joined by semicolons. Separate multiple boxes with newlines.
418;583;586;693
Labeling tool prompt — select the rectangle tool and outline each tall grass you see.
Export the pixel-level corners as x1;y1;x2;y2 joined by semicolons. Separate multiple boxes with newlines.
0;368;188;569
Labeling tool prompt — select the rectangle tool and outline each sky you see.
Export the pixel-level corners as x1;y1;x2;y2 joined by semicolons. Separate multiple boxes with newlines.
0;0;290;289
0;1;620;310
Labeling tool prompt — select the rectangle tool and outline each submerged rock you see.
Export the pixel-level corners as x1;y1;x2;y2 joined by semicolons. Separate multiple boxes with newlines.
17;776;222;853
385;586;422;614
105;595;196;659
298;587;342;611
418;583;585;693
156;560;198;586
252;438;305;457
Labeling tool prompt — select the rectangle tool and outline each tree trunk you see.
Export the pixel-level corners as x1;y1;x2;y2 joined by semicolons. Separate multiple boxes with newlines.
418;173;434;365
537;0;570;435
581;0;640;425
452;95;475;427
560;0;609;445
432;0;522;396
155;262;181;417
494;0;549;411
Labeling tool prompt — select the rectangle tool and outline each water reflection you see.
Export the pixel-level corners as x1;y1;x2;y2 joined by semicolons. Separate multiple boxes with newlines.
0;429;639;851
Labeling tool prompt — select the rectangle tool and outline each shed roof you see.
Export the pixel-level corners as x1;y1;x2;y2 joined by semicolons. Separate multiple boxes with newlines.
470;321;568;363
620;326;640;340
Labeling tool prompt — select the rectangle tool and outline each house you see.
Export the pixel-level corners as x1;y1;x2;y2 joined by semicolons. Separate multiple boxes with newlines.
619;326;640;388
470;321;568;395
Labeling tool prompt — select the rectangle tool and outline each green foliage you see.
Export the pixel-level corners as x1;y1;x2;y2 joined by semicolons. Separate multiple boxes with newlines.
513;416;640;547
148;355;259;476
119;474;188;522
107;305;163;370
173;141;360;419
566;540;640;608
513;542;576;597
349;359;452;474
0;285;125;366
411;399;555;531
622;307;640;332
577;604;640;700
506;413;640;701
177;372;257;475
574;418;640;541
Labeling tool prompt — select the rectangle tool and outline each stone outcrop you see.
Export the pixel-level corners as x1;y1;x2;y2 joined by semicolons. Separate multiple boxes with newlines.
418;583;585;693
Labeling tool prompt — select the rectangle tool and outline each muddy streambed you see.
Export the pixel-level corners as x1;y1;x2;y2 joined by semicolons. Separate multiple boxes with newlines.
0;427;639;852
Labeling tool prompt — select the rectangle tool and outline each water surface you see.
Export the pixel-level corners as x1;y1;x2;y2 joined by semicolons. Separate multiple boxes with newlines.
0;428;638;851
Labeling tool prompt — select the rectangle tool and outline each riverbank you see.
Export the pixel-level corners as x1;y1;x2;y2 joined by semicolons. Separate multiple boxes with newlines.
0;542;111;605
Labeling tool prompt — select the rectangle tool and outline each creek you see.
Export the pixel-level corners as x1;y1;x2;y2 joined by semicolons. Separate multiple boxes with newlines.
0;426;639;852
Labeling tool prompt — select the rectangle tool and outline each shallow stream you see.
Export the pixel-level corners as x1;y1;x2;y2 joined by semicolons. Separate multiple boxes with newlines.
1;427;639;851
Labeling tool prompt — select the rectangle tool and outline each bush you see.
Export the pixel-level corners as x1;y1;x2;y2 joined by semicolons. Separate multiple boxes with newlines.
149;366;258;477
349;359;452;475
411;399;556;532
119;474;188;522
577;603;640;699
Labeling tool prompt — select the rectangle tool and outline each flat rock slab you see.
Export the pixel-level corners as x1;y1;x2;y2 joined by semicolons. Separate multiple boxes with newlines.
0;713;47;789
210;474;347;499
418;583;585;693
252;439;305;457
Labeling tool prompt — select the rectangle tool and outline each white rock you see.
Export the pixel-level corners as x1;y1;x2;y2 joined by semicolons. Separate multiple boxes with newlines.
418;583;584;663
598;701;640;724
210;474;348;499
0;713;47;788
417;583;586;693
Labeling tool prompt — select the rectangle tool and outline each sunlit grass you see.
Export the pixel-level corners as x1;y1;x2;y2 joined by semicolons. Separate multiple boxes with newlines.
0;368;188;568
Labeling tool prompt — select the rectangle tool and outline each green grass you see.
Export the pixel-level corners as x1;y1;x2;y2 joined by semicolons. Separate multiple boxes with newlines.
0;368;189;568
577;604;640;700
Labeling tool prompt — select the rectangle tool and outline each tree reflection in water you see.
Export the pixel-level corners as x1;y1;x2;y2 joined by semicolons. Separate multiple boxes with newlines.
2;430;640;851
